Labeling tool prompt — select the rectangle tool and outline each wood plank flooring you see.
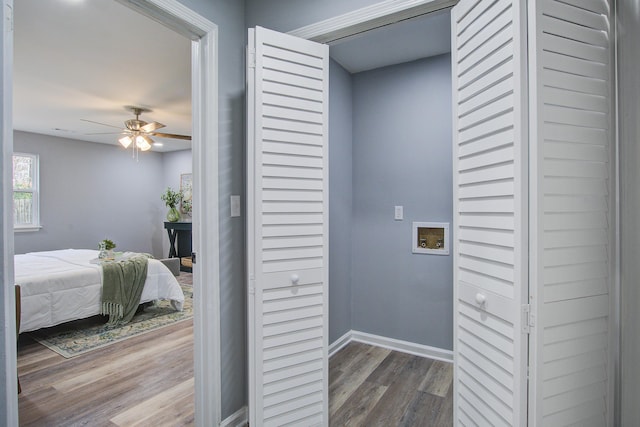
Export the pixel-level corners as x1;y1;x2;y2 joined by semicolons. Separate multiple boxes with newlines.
18;325;452;426
17;319;194;426
329;342;453;426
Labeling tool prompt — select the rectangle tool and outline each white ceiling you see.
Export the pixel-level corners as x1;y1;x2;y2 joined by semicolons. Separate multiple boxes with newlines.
13;0;192;153
329;9;451;74
13;2;449;153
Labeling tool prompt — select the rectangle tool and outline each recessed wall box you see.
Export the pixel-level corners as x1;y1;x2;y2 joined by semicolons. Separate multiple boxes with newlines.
412;222;449;255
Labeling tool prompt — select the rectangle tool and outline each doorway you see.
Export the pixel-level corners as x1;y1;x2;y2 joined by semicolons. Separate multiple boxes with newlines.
326;7;453;354
246;6;456;424
325;8;455;424
1;0;220;425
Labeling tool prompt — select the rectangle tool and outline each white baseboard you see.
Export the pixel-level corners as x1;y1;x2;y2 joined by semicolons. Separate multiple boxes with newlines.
328;330;353;358
329;330;453;363
220;406;247;427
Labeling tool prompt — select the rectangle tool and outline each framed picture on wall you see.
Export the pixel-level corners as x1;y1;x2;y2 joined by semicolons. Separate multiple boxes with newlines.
180;173;192;216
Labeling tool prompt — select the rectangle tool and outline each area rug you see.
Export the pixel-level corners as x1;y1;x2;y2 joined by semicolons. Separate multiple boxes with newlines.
27;273;193;358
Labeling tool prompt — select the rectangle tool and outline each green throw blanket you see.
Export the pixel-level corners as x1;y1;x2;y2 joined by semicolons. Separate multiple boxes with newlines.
101;254;152;324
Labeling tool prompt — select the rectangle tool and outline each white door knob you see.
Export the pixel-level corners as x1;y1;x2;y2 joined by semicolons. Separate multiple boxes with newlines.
475;293;486;306
290;274;299;285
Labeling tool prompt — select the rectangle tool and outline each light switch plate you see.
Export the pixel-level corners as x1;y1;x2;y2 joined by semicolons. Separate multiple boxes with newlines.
231;195;241;217
394;205;403;220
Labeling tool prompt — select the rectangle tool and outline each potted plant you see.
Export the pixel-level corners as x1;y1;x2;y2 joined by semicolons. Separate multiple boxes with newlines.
161;187;183;222
98;239;116;260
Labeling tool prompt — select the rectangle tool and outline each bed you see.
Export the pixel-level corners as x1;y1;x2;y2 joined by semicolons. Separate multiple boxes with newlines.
14;249;185;333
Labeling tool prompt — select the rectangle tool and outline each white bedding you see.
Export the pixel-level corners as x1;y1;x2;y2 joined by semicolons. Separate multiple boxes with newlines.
14;249;185;333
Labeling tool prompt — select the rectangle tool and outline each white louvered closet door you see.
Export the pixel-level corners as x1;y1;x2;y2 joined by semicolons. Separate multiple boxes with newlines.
247;26;329;427
451;1;529;425
528;1;614;425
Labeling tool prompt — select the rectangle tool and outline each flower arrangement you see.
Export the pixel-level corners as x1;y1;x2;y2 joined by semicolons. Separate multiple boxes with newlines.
100;239;116;250
98;239;116;260
161;187;183;209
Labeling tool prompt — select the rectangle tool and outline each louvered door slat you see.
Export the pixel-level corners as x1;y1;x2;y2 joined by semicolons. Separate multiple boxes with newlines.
541;122;607;147
543;52;609;82
458;145;515;171
544;143;607;162
457;95;515;132
459;242;515;265
458;45;513;94
262;57;324;80
248;26;329;427
457;0;510;47
544;178;608;196
457;1;512;61
544;349;606;380
452;0;528;424
263;81;323;103
263;92;323;113
529;1;613;424
542;33;609;64
459;78;514;117
458;128;515;157
263;105;323;124
542;15;609;48
543;87;608;114
542;69;609;97
543;0;609;30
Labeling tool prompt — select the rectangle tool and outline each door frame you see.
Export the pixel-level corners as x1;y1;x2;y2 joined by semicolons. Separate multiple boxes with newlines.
1;1;221;425
288;0;458;44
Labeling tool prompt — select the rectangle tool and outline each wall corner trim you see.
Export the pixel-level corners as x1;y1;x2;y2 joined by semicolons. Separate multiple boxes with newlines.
329;330;353;358
330;330;453;363
220;405;248;427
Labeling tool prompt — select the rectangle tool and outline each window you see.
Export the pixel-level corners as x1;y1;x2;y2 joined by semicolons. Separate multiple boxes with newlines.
13;153;40;231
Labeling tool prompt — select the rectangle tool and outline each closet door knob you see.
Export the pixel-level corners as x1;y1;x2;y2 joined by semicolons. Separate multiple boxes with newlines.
475;293;486;306
290;274;300;285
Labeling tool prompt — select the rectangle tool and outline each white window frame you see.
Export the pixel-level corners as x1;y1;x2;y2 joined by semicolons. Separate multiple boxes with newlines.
13;152;41;232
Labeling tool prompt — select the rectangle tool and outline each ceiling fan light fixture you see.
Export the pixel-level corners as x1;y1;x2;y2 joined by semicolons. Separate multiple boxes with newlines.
136;134;152;151
119;135;133;148
85;106;190;160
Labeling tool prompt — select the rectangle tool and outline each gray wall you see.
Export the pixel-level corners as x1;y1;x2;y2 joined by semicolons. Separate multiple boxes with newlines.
618;0;640;424
351;55;453;350
162;149;192;198
13;131;167;258
328;59;353;343
177;0;248;418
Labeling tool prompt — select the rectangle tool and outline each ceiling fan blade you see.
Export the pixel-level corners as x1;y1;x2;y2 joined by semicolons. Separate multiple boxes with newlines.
80;118;123;130
150;132;192;141
141;121;165;133
84;131;124;135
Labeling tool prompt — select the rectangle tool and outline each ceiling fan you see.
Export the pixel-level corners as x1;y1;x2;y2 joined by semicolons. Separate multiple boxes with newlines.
82;106;191;157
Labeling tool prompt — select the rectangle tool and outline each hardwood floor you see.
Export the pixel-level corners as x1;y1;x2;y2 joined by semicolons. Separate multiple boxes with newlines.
17;319;194;426
18;323;452;426
329;342;453;426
